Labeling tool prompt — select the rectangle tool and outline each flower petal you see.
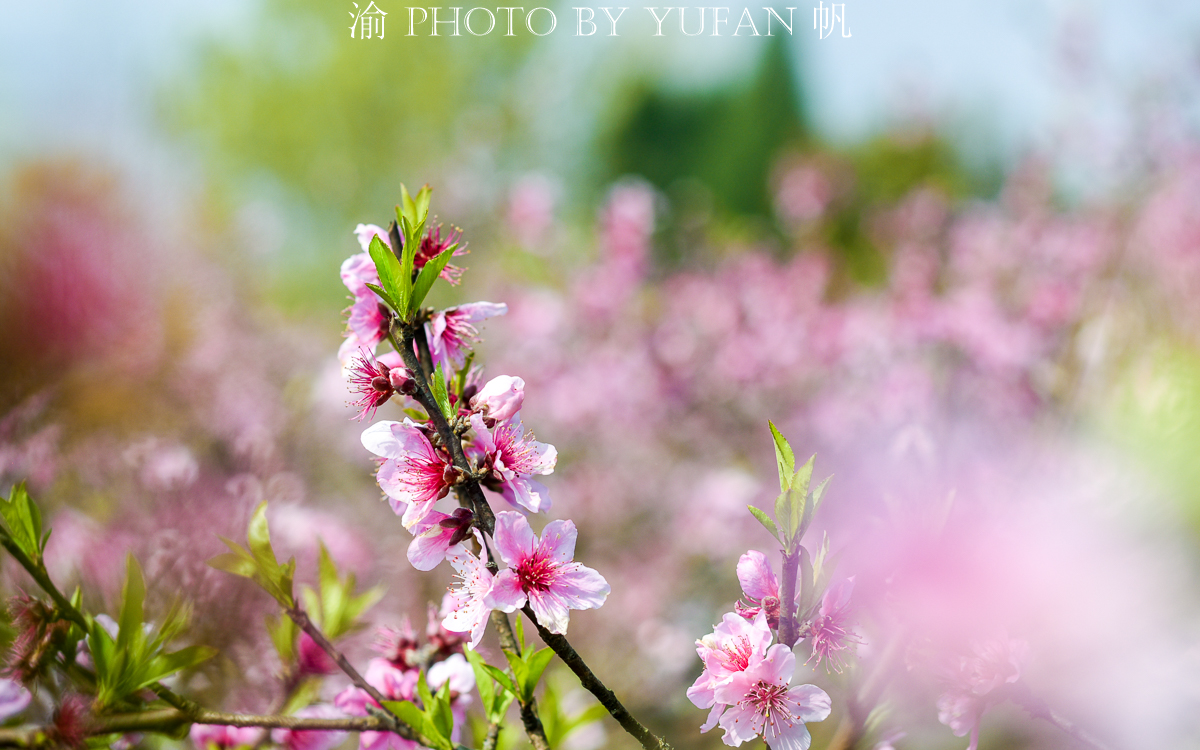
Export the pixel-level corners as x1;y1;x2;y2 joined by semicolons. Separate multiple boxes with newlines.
493;511;537;565
786;684;832;724
737;550;780;602
538;519;578;563
551;562;610;610
528;589;572;634
484;570;526;612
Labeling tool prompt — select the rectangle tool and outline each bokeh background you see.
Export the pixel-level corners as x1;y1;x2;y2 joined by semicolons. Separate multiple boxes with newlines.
4;1;1200;749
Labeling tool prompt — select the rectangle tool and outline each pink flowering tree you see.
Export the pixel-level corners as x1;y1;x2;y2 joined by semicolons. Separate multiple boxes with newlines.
0;175;1142;750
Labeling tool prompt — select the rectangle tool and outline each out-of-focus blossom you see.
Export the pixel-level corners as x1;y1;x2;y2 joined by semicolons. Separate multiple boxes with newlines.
735;551;781;630
485;512;609;635
361;420;455;528
508;174;559;249
441;541;495;649
123;438;199;491
428;653;475;698
0;678;31;720
775;164;832;224
296;632;338;677
335;658;421;750
802;577;861;673
935;635;1029;750
470;375;525;425
407;508;474;571
470;413;556;513
270;705;348;750
425;302;507;371
190;725;264;750
687;611;773;732
712;644;831;750
338;252;389;364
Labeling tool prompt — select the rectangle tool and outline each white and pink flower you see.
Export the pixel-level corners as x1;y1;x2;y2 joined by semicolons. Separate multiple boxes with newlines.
338;246;390;365
802;577;861;673
190;725;264;750
687;611;773;733
426;302;507;371
484;511;609;635
406;508;474;571
470;413;556;514
712;644;831;750
361;420;456;529
441;541;496;650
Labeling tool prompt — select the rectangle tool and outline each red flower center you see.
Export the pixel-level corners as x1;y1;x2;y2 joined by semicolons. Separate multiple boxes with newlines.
516;554;555;592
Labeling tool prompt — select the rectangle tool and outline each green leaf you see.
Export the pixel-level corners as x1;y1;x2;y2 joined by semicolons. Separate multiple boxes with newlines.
412;185;432;224
416;670;435;711
398;184;418;226
463;649;495;716
747;505;780;543
397;215;420;311
514;615;527;654
383;700;450;750
768;421;796;492
811;475;832;514
503;648;528;693
207;539;257;578
140;645;217;687
430;680;454;741
521;647;555;702
774;492;791;547
480;663;518;697
266;614;297;665
364;282;398;314
791;455;814;504
408;243;457;316
369;235;407;314
429;364;453;420
117;555;146;656
1;482;44;561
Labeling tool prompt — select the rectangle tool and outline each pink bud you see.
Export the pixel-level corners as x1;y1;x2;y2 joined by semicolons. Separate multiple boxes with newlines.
470;375;525;423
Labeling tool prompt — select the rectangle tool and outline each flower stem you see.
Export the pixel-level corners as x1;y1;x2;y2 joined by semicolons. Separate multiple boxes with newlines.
520;606;673;750
778;547;801;648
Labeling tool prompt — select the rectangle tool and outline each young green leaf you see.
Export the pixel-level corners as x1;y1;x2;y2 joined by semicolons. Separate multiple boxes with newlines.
429;364;453;421
266;613;298;665
368;235;406;313
774;492;792;547
383;700;451;750
363;282;399;314
463;649;495;716
429;679;454;742
479;663;518;697
514;615;527;654
408;244;457;316
1;482;44;561
412;185;432;224
117;555;146;656
747;505;781;544
521;647;555;702
768;421;796;492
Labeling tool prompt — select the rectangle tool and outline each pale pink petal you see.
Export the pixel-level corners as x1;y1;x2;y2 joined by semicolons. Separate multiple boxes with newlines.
355;224;390;252
501;476;553;513
361;420;431;460
471;375;525;423
428;654;476;696
551;563;610;610
737;550;780;601
455;301;508;323
718;702;764;746
527;589;572;634
700;704;723;732
786;684;832;724
484;570;527;612
537;519;578;563
763;718;812;750
407;512;457;571
492;511;538;565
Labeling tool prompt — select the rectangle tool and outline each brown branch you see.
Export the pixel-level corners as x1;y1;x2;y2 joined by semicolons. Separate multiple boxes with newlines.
520;606;672;750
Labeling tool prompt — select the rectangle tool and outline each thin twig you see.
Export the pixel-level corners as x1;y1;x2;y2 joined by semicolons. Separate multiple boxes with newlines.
520;606;672;750
481;721;501;750
777;547;800;648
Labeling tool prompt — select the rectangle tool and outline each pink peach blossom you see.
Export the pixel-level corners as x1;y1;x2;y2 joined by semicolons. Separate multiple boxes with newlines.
484;511;609;634
361;420;455;529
